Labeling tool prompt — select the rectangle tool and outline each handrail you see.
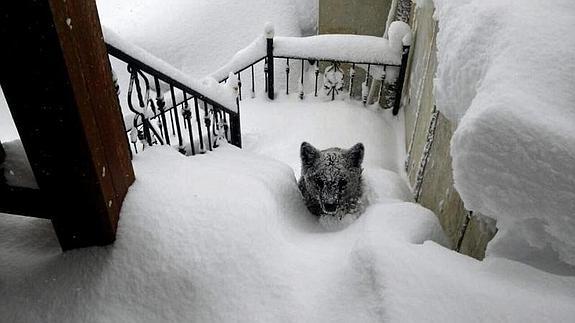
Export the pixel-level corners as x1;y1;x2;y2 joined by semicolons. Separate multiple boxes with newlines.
274;56;401;67
209;22;411;114
103;27;242;156
107;44;238;116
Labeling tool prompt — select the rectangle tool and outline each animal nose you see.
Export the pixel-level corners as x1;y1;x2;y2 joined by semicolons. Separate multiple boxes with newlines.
324;203;337;213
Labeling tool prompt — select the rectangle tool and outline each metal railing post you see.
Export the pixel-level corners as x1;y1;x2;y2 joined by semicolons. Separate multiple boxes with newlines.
230;97;242;148
393;45;410;115
265;23;275;100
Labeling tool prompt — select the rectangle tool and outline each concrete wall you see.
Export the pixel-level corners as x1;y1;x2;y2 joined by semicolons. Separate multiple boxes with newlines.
401;2;496;259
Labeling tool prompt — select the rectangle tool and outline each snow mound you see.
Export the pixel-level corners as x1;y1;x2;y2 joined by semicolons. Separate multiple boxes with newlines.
433;0;575;269
3;146;575;322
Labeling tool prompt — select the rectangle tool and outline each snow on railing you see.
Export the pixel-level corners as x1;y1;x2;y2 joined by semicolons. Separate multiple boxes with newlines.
102;26;241;155
210;21;412;114
274;34;404;65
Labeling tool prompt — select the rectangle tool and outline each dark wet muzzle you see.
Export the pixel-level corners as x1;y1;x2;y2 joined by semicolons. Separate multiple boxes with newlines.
323;203;337;213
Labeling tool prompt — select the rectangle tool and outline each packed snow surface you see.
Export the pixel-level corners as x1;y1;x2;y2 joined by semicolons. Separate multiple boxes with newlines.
433;0;575;270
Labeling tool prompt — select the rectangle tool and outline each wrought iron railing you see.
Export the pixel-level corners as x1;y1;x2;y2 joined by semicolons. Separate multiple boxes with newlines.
104;30;241;156
104;23;409;157
213;24;411;115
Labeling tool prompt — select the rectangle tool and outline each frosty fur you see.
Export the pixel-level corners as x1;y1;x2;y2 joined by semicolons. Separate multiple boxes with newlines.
298;142;365;218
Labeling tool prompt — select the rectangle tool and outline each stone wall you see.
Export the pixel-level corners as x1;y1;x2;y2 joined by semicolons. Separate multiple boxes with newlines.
401;2;496;259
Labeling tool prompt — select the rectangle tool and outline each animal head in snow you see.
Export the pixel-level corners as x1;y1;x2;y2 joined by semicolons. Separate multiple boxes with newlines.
298;142;364;218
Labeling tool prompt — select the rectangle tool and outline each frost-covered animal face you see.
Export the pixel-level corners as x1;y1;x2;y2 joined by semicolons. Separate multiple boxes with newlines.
299;142;364;216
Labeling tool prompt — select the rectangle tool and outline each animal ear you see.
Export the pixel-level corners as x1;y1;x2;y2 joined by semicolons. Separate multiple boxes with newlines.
347;143;364;168
300;142;320;169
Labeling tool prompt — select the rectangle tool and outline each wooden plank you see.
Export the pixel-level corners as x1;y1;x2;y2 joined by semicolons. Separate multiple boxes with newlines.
48;0;135;220
0;0;134;250
0;185;50;219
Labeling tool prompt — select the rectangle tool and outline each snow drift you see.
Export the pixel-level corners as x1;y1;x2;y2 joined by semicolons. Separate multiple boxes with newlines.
433;0;575;270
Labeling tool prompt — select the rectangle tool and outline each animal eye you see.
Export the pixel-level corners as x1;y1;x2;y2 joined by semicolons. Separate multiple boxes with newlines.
338;179;348;188
314;178;324;188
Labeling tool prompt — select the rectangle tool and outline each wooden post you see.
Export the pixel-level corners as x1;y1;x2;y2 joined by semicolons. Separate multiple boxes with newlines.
0;0;135;250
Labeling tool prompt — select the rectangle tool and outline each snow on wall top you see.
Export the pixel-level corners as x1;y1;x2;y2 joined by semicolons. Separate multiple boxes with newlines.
102;26;237;113
433;0;575;269
210;21;411;81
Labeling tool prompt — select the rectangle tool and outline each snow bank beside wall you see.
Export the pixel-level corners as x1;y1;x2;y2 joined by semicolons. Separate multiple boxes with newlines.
433;0;575;270
400;0;497;258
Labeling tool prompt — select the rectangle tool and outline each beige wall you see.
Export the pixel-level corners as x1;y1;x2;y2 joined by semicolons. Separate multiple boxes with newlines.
319;0;392;36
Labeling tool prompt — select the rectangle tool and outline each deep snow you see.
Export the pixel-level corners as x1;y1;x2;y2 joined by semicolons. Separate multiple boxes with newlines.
3;96;575;322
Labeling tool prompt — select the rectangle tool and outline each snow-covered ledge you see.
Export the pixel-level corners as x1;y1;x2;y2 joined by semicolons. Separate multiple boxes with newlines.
433;0;575;270
209;21;411;82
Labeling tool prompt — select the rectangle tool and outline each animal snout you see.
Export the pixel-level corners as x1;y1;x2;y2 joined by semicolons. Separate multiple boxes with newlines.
323;203;337;213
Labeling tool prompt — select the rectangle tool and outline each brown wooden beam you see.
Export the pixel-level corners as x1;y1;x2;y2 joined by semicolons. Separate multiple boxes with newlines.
0;0;134;250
